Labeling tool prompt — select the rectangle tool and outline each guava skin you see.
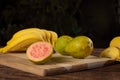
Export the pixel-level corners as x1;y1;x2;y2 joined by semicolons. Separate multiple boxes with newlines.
65;36;94;58
54;35;73;55
29;54;52;65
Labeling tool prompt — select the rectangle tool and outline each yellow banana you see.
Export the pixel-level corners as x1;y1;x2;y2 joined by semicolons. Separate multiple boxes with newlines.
0;47;4;53
42;29;51;43
49;31;58;46
40;29;48;42
1;33;42;53
11;28;41;38
100;47;120;61
7;28;42;45
0;27;58;53
7;32;43;46
47;30;52;43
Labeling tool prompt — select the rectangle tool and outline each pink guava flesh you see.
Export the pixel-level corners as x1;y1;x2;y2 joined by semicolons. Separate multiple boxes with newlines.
27;41;53;62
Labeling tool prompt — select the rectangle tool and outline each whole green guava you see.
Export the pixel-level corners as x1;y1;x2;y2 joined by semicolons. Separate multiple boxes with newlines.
65;36;94;58
54;35;73;55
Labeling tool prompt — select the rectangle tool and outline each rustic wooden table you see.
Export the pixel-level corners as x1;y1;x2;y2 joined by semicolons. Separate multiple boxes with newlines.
0;49;120;80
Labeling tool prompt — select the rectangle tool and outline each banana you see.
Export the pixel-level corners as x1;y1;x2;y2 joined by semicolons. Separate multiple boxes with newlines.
40;29;58;46
43;29;51;43
11;28;41;38
49;31;58;46
0;47;4;53
39;29;47;42
47;31;52;43
1;33;42;53
7;32;44;46
0;27;58;53
7;28;42;45
40;29;48;42
100;47;120;61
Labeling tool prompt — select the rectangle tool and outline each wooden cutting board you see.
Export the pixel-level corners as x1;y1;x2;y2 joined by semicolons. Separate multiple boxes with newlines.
0;52;114;76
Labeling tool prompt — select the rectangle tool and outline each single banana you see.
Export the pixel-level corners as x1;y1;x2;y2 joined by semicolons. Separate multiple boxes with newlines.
11;28;41;38
39;29;47;42
0;47;4;53
49;31;58;46
1;33;42;53
100;47;120;61
40;29;48;42
43;29;51;43
7;28;42;45
7;29;46;45
13;32;45;51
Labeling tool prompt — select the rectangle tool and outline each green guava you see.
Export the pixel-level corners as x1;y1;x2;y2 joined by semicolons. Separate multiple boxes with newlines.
65;36;94;58
26;41;53;64
54;35;73;55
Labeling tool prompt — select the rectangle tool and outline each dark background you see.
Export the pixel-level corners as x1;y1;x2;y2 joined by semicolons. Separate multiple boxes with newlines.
0;0;119;48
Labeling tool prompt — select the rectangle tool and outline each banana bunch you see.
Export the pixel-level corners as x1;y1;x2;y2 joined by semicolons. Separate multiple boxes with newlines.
0;28;58;53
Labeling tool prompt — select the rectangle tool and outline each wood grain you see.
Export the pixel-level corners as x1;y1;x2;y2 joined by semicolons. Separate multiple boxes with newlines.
0;49;120;80
0;52;114;76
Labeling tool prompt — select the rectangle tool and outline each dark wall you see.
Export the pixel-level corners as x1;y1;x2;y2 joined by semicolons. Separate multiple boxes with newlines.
0;0;118;48
80;0;117;48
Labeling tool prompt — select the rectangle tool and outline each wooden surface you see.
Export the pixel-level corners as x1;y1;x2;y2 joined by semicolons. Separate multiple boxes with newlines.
0;48;120;80
0;51;114;76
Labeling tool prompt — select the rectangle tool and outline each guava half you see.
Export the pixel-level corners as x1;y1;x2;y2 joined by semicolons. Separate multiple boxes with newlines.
26;41;53;64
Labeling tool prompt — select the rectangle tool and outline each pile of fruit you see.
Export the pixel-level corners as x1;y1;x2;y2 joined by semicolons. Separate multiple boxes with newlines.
0;28;94;64
100;36;120;61
54;35;94;59
0;28;58;64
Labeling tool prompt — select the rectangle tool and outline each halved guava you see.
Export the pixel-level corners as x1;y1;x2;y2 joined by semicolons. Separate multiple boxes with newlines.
26;41;53;64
